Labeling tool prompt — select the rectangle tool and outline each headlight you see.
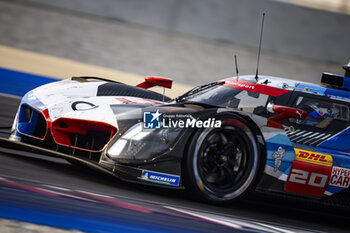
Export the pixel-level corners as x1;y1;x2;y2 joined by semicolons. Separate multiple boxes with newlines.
107;139;128;157
107;123;148;157
107;122;182;161
121;123;150;140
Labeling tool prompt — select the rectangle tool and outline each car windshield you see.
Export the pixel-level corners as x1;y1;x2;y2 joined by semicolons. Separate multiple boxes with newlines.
176;83;269;113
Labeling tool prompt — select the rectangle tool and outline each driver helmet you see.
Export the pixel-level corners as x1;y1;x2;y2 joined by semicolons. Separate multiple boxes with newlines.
308;102;338;119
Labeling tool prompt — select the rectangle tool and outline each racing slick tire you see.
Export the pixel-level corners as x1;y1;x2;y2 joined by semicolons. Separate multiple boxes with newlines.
183;115;261;204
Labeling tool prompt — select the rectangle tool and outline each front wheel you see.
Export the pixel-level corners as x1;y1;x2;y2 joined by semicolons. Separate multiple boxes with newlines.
183;115;261;204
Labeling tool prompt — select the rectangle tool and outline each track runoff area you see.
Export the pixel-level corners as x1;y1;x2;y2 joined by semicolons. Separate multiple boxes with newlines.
0;45;191;98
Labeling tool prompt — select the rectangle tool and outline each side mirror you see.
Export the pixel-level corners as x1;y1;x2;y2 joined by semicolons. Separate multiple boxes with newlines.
136;76;173;89
267;105;307;129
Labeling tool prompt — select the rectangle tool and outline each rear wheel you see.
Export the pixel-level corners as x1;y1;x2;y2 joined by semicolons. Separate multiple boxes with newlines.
183;115;260;203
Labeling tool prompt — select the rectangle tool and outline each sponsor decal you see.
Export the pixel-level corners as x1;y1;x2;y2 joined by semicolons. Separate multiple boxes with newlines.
328;166;350;189
143;110;221;129
139;170;180;186
288;126;295;133
295;110;303;118
115;97;137;104
225;80;255;90
272;146;286;172
116;97;163;105
224;79;291;97
284;149;333;197
71;101;98;111
294;149;332;167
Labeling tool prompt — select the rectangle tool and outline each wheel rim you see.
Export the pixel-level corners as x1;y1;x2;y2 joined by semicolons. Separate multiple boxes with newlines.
196;126;253;199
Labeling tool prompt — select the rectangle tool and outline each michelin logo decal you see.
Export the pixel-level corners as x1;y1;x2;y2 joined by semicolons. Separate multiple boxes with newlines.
272;146;286;172
139;170;180;186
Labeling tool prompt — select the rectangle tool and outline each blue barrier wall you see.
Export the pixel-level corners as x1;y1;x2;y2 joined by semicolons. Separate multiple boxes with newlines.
0;67;57;97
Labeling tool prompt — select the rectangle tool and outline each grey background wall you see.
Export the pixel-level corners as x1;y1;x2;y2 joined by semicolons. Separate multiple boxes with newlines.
25;0;350;63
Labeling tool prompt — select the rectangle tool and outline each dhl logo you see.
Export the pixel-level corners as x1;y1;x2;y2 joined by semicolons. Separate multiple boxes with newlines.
294;149;333;167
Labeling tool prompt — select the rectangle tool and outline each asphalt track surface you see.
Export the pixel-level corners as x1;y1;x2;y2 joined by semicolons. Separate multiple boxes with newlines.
1;95;350;232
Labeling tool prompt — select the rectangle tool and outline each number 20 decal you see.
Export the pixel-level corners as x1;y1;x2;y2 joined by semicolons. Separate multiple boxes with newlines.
289;169;328;188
